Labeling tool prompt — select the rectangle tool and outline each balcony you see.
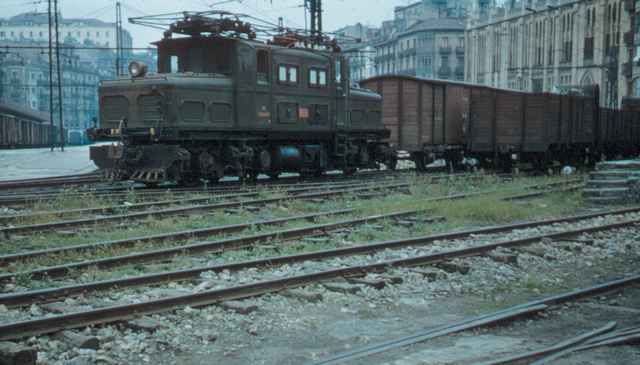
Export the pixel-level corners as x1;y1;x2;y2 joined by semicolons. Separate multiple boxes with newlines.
437;66;452;79
455;65;464;78
439;46;452;55
455;46;464;55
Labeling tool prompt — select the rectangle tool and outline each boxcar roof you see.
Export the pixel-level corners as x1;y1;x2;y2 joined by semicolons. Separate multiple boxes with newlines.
0;99;50;124
360;74;598;99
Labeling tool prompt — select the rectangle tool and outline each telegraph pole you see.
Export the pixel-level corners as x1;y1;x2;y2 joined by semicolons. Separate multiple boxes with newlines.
305;0;322;38
48;0;54;151
115;1;123;76
54;0;64;151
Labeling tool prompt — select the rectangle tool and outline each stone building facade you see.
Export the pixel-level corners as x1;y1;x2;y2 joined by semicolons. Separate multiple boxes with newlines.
0;44;109;143
465;0;635;107
336;24;380;84
0;12;141;143
371;0;473;81
0;12;132;50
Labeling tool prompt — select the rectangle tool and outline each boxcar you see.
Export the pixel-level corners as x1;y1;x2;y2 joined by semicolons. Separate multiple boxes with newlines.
360;75;467;170
361;75;637;170
0;101;57;149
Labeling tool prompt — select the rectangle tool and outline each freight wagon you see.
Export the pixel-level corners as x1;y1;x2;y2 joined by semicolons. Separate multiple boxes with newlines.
361;75;640;171
0;101;63;149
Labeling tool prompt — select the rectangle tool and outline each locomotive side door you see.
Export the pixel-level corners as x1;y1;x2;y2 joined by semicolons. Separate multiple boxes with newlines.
334;56;350;130
254;48;272;129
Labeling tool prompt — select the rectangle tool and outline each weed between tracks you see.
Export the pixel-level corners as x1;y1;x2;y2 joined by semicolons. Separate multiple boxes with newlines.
1;174;585;291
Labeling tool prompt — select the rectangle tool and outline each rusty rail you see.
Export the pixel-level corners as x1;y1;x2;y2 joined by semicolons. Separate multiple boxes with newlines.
0;209;354;265
0;206;637;311
0;180;387;225
0;210;424;284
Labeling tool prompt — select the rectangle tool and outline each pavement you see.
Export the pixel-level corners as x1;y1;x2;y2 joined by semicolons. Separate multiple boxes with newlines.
0;144;99;181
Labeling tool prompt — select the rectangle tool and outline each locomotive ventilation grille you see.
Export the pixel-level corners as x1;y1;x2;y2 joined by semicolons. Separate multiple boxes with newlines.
139;95;163;124
102;95;129;123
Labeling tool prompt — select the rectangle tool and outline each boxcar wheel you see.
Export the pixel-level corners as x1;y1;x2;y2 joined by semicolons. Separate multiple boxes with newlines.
413;153;426;172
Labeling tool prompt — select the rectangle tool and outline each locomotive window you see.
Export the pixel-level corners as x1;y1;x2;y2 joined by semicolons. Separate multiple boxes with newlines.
210;103;232;123
278;102;298;123
309;68;328;87
309;69;317;85
257;50;269;83
278;64;299;85
279;65;287;82
181;101;205;123
318;70;327;85
170;56;178;73
159;39;232;74
350;110;365;124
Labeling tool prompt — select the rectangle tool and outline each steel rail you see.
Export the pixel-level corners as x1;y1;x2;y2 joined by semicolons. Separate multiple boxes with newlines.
480;322;618;365
0;171;406;203
0;210;424;284
0;209;355;265
0;170;505;206
0;168;413;200
501;184;584;201
0;178;384;205
0;182;411;236
315;275;640;365
0;216;638;340
1;206;638;308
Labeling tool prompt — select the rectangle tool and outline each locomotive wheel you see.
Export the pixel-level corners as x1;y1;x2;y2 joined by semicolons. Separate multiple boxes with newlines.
240;171;259;184
387;158;398;171
343;168;357;176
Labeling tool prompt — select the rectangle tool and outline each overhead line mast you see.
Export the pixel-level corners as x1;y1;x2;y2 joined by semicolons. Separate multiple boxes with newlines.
47;0;54;151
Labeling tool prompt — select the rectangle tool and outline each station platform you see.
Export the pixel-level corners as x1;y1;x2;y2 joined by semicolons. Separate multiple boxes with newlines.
0;145;98;181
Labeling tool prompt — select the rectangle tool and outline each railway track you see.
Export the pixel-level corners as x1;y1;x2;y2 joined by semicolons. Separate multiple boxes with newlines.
0;179;399;225
0;169;512;207
0;181;411;236
0;168;411;202
0;206;636;339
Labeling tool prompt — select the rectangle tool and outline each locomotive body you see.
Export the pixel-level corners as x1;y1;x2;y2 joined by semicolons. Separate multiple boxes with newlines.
89;17;394;184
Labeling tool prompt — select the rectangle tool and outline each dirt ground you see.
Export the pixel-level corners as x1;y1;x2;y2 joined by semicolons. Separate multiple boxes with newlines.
141;229;639;365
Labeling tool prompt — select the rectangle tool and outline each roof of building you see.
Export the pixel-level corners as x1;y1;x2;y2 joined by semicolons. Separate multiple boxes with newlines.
1;12;115;27
403;17;465;33
373;17;464;46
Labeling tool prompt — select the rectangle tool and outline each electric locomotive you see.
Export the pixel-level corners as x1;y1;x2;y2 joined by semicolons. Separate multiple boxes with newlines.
88;13;395;184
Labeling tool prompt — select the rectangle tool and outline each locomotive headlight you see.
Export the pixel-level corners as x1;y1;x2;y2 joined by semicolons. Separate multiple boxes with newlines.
128;61;148;78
